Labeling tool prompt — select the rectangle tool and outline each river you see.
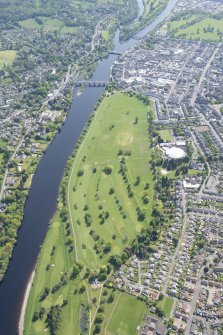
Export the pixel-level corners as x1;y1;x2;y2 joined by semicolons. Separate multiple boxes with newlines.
0;0;178;334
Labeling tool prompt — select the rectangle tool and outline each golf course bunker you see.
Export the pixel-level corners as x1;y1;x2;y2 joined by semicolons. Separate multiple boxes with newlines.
116;132;133;146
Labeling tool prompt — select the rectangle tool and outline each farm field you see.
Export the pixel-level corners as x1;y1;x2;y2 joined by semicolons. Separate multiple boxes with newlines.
68;92;154;267
0;50;17;68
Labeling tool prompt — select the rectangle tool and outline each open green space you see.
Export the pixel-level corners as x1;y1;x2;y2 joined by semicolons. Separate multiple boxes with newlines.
0;50;17;68
157;129;172;142
157;295;174;318
175;17;223;41
102;30;109;40
20;17;79;34
107;293;146;335
68;92;154;267
165;13;223;41
144;0;167;18
24;211;89;335
25;92;152;334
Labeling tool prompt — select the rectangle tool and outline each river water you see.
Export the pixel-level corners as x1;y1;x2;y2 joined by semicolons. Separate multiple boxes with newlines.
0;0;178;334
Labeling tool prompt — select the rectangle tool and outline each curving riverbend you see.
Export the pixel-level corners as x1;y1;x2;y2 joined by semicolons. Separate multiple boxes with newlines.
0;0;178;334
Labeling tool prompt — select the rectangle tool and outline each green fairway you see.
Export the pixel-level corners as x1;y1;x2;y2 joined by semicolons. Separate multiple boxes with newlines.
175;18;223;41
25;92;153;334
24;212;89;335
157;295;174;318
0;50;17;68
107;293;146;335
166;14;223;41
68;92;154;266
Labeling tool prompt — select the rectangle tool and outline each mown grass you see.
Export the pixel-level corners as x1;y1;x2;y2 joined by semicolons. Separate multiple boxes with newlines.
68;92;154;266
102;30;109;40
157;295;174;318
157;129;172;142
20;17;79;34
25;92;152;334
0;50;17;68
107;293;146;335
167;14;223;41
24;211;89;335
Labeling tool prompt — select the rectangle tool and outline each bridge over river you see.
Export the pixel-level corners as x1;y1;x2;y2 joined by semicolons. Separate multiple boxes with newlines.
75;80;109;87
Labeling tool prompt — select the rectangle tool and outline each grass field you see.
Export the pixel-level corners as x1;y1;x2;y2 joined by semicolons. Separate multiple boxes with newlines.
157;129;172;142
68;92;154;266
0;50;17;68
24;211;89;335
157;295;174;318
107;293;146;335
25;92;152;334
165;14;223;41
175;18;223;41
102;30;109;40
20;17;79;34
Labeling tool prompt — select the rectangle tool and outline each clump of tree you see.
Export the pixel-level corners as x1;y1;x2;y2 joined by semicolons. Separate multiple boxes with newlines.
47;305;62;335
103;165;113;175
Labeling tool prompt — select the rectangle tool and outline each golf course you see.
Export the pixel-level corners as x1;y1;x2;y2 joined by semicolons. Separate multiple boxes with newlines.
24;92;153;334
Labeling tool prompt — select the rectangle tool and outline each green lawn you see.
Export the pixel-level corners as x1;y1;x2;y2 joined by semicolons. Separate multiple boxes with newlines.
157;129;172;142
175;17;223;41
187;169;200;175
61;26;79;34
25;92;153;334
102;30;109;40
68;92;154;267
0;50;17;68
157;296;174;318
20;17;79;34
19;18;41;29
167;14;198;30
107;293;146;335
24;212;88;335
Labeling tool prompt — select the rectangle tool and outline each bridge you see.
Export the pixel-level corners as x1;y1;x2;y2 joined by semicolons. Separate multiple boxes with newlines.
75;81;109;87
109;51;122;56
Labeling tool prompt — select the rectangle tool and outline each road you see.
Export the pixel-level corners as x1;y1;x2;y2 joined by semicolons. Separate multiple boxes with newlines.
162;188;187;294
165;44;200;104
1;109;26;124
191;43;221;105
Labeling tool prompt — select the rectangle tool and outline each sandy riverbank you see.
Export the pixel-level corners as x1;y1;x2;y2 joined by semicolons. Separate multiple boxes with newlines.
18;270;35;335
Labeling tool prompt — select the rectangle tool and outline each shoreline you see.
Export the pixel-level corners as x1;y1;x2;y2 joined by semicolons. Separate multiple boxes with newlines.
18;269;35;335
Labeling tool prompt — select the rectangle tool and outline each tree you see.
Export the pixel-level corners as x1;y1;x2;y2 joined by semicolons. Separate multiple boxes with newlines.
94;324;101;334
32;311;39;322
94;314;104;324
108;293;115;303
103;166;112;175
47;305;62;335
156;306;164;317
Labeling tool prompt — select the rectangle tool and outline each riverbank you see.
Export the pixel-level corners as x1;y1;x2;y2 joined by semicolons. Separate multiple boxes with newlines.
18;270;35;335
